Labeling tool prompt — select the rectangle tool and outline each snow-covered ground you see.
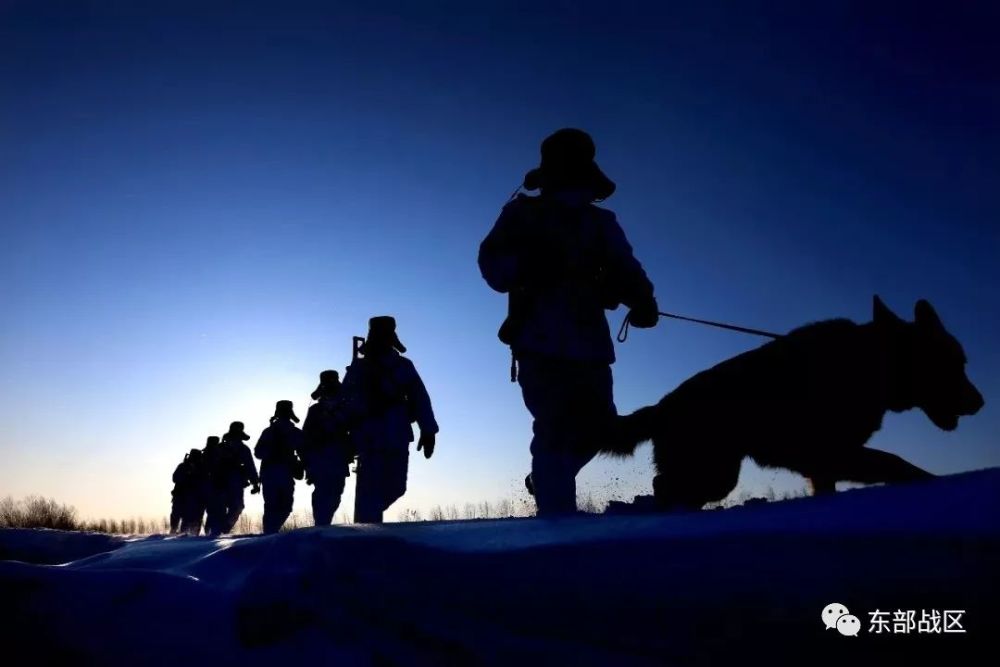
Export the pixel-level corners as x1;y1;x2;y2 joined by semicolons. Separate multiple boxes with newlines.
3;469;998;666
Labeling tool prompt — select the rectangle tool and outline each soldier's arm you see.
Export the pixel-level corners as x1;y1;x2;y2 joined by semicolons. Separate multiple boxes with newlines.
602;214;656;311
478;199;529;294
403;359;439;435
254;430;271;461
241;444;260;485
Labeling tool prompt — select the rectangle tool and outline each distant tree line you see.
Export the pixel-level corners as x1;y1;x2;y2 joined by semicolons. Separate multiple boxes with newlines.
1;488;803;533
0;496;79;531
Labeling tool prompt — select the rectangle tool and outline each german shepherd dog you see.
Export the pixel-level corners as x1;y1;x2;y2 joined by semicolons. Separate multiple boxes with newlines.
604;297;984;509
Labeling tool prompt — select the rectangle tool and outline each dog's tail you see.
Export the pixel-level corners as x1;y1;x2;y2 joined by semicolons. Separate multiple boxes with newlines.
603;404;660;457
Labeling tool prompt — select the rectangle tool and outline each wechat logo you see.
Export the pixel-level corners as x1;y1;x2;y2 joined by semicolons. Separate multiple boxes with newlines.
823;603;860;637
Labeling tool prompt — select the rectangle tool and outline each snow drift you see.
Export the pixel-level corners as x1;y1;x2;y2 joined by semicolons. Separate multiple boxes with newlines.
3;468;998;665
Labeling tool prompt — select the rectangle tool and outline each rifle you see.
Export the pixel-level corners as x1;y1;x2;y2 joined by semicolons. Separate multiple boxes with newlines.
346;335;367;474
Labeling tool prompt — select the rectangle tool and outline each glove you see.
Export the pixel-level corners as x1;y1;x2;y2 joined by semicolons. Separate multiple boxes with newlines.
250;484;260;495
417;431;436;459
628;298;659;329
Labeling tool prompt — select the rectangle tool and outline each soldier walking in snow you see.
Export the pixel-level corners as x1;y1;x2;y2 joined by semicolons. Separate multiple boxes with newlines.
302;370;353;526
254;400;305;534
175;442;213;534
478;128;660;516
338;316;438;524
202;434;227;535
204;421;260;535
170;448;205;534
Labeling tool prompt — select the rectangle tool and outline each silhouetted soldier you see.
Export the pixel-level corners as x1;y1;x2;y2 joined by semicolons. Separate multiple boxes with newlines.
179;441;214;534
170;448;203;534
202;434;227;535
339;317;438;524
254;400;305;534
478;128;659;516
302;370;353;526
204;421;261;536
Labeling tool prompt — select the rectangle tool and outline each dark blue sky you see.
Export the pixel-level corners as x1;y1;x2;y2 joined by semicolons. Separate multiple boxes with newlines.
1;1;997;518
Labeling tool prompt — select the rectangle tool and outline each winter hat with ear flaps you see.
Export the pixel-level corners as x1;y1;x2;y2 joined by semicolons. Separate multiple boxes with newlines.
522;128;616;201
273;400;299;423
224;421;250;441
311;370;341;400
366;316;406;354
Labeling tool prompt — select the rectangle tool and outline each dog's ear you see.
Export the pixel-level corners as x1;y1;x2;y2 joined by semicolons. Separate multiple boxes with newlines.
873;295;904;326
915;299;944;331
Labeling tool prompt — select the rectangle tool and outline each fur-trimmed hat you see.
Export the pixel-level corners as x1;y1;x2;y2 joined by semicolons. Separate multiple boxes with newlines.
272;399;299;423
311;370;341;401
224;421;250;441
522;128;616;201
365;316;406;354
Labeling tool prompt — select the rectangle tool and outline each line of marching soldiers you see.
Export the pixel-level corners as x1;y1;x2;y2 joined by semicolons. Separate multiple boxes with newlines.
169;316;438;535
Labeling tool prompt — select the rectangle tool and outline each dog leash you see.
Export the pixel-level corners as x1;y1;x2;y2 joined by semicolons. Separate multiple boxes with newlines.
511;311;780;384
617;311;782;343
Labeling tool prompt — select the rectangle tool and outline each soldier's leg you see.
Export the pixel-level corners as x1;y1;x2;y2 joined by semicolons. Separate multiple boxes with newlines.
381;447;409;514
170;498;182;533
569;363;616;478
329;465;348;520
519;360;576;515
312;484;332;526
354;454;384;524
177;508;189;534
520;357;609;516
310;457;331;526
178;497;192;533
277;477;294;531
204;491;227;537
224;486;245;533
312;458;348;526
309;451;333;526
185;507;205;536
262;478;283;534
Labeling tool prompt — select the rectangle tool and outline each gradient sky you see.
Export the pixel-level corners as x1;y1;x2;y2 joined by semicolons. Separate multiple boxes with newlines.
1;1;997;522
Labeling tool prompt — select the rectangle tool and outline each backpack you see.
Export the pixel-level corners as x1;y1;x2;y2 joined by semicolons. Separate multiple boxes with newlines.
267;423;304;480
497;197;618;345
357;355;408;416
